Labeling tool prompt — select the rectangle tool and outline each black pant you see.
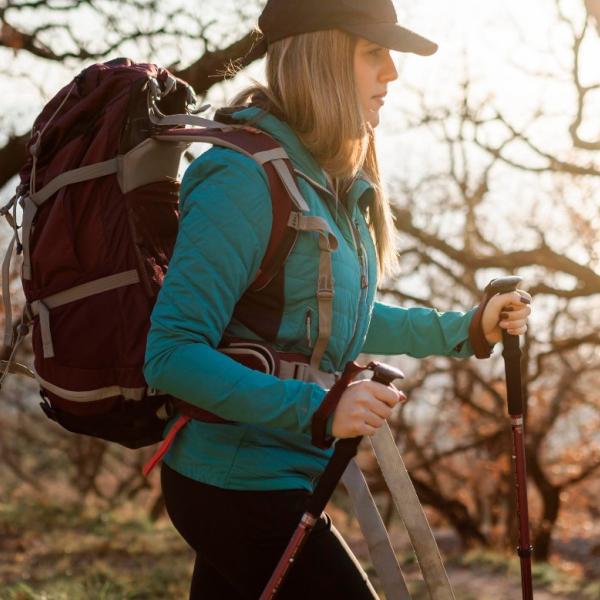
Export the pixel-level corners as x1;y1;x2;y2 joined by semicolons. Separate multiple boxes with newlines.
161;463;379;599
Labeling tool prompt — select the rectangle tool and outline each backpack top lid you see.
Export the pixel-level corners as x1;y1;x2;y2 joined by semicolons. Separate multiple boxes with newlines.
19;58;190;196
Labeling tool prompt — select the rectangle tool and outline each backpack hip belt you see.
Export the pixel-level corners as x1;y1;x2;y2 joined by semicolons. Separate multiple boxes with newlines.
143;340;342;477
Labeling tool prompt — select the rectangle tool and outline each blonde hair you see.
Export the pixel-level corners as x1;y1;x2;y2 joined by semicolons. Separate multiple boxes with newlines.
232;29;397;278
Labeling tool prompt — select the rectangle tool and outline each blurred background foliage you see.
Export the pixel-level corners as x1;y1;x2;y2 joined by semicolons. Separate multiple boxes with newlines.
1;0;600;598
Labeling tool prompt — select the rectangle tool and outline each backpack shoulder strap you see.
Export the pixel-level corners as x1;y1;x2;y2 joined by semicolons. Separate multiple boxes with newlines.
158;126;338;370
156;126;306;290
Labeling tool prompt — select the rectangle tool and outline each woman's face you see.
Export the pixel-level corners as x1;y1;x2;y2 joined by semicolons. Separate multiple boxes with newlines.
353;38;399;128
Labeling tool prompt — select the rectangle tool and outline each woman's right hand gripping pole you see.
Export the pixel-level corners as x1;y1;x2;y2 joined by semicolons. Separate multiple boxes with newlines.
331;379;406;439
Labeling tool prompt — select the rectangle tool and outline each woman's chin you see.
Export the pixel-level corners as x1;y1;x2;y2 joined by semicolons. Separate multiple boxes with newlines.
367;111;380;128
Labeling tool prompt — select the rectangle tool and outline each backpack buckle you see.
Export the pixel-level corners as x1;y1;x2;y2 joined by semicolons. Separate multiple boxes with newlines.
317;287;334;300
288;211;302;230
39;392;58;422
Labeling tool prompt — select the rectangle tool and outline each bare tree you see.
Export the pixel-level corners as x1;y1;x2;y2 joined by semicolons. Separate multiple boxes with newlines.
0;0;265;512
0;0;266;188
363;0;600;562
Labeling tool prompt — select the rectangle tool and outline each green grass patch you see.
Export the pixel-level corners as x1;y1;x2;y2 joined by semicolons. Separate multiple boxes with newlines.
0;498;193;600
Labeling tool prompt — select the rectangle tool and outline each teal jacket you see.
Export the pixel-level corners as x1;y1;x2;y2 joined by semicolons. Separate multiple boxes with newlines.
144;107;479;492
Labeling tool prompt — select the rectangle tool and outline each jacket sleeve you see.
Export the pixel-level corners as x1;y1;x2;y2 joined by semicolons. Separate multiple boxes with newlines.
144;148;326;434
361;301;480;358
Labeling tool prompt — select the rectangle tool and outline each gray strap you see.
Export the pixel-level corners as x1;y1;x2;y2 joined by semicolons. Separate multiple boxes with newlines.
278;360;340;389
36;301;54;358
156;132;310;213
372;424;456;600
150;113;230;130
31;270;140;313
252;148;290;165
288;213;338;370
288;213;337;242
34;368;145;402
2;233;16;348
271;159;310;212
30;270;140;359
0;360;35;379
342;460;412;600
294;169;335;199
22;160;119;280
21;195;37;280
30;158;119;206
0;314;32;388
310;247;334;371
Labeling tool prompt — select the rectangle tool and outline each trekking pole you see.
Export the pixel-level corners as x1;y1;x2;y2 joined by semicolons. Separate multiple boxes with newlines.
488;276;533;600
260;361;405;600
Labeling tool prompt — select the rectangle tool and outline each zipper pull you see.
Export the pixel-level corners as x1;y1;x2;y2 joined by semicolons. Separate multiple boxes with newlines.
357;240;368;289
305;308;313;348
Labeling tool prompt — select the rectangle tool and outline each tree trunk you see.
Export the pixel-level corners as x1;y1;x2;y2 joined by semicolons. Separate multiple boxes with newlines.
526;442;561;561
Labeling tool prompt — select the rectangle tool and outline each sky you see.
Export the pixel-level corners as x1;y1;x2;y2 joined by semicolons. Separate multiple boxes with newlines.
1;0;598;270
1;0;599;311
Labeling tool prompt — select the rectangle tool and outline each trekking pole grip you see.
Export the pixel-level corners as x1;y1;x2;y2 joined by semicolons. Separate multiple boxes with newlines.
487;276;525;416
305;362;404;518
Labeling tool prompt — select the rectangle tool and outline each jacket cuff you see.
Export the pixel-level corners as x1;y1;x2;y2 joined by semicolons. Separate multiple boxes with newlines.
311;361;366;449
468;291;496;359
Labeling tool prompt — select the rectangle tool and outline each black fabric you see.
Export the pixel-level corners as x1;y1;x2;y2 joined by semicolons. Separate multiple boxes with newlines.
161;463;379;600
501;331;524;415
258;0;437;56
40;394;167;449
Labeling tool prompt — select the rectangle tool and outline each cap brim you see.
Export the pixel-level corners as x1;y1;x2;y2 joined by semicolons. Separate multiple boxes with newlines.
343;22;438;56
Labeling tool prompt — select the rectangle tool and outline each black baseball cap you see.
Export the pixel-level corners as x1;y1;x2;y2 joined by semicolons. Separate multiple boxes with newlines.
258;0;438;56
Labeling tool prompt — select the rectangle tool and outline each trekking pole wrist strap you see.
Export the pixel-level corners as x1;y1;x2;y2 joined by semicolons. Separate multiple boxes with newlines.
468;286;497;359
311;361;369;449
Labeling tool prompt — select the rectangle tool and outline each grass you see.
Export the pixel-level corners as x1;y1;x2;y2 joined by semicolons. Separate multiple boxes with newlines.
1;498;599;599
0;498;193;600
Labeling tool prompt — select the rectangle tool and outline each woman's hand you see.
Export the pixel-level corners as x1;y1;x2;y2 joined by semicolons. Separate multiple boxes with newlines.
331;380;405;439
481;290;532;345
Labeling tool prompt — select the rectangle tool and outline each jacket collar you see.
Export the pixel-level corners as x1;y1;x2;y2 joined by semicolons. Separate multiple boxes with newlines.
229;106;375;216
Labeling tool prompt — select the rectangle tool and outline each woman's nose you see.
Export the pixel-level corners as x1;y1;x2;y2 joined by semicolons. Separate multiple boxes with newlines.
380;52;399;83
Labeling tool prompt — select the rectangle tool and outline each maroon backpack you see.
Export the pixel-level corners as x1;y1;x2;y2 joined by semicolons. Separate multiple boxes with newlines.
0;58;309;448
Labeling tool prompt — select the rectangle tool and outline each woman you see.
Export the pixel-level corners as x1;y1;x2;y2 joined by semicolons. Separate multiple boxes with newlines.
144;0;532;597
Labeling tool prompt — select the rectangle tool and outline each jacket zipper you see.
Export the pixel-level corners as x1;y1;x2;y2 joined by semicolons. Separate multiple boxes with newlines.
340;208;368;360
305;308;313;348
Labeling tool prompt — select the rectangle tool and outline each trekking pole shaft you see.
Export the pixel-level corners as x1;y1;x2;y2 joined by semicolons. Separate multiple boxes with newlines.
306;436;361;516
259;513;318;600
259;437;361;600
502;330;534;600
511;415;533;600
503;333;524;415
260;362;403;599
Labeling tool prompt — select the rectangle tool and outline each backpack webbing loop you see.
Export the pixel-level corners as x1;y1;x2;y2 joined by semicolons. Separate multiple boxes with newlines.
21;195;36;280
30;270;141;359
30;158;119;206
2;233;17;350
21;159;120;281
